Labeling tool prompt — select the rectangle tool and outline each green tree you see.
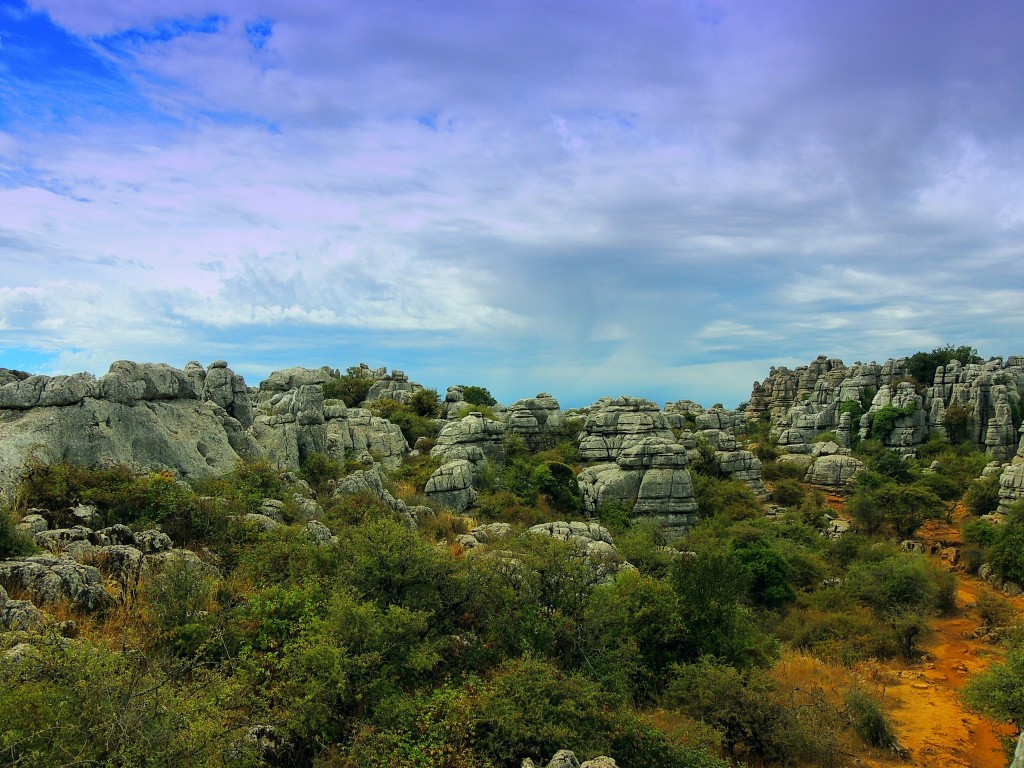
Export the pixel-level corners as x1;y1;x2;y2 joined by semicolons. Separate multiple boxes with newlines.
459;384;498;407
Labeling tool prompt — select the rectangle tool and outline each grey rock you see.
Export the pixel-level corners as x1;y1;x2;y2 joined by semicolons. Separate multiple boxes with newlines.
546;750;581;768
135;528;173;553
424;459;477;512
431;413;506;464
578;438;697;537
506;393;564;447
242;514;282;531
336;467;417;529
0;554;112;612
578;397;675;462
998;463;1024;513
305;520;335;545
805;454;867;487
580;758;618;768
0;585;45;632
258;366;338;393
16;514;48;536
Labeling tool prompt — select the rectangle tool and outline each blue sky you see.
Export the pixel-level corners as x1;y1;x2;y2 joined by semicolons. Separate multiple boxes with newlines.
1;0;1023;408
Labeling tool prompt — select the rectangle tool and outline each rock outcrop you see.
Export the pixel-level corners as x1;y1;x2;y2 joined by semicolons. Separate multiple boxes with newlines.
747;354;1024;458
0;361;252;493
577;438;697;536
430;413;506;464
424;459;477;512
578;397;675;462
506;393;565;448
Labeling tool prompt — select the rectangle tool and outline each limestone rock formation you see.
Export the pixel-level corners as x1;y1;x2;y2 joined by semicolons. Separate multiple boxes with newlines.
364;369;423;405
250;384;328;470
506;393;565;448
0;554;113;612
324;401;408;468
424;459;477;512
0;362;252;493
577;437;697;536
804;454;866;487
0;584;45;631
747;354;1024;458
258;366;339;393
430;413;506;464
578;397;675;462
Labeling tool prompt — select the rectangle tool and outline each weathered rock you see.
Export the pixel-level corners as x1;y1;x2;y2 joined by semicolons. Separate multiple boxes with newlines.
250;384;328;470
0;554;112;612
15;513;48;536
305;520;335;545
431;413;506;464
324;403;409;468
748;354;1024;457
424;459;478;512
135;528;173;553
998;463;1024;513
0;363;247;493
364;369;423;405
242;513;282;531
804;454;867;487
506;394;565;448
578;397;675;462
0;584;45;631
258;366;338;393
578;438;697;536
336;467;418;528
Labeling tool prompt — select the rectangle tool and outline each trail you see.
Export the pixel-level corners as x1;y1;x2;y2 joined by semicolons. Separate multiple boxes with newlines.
873;574;1017;768
849;507;1024;768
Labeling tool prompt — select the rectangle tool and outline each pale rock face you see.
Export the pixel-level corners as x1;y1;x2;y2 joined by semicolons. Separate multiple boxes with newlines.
424;459;477;512
748;354;1024;458
364;369;423;406
324;404;408;468
998;463;1024;513
0;361;262;494
578;437;697;537
258;366;339;393
430;413;506;464
578;397;675;462
250;384;328;470
804;454;866;487
506;393;565;447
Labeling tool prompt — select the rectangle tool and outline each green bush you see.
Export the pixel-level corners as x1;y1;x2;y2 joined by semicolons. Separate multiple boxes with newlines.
963;635;1024;725
458;385;497;407
691;475;761;520
0;507;36;559
768;479;805;506
761;459;808;481
322;366;374;407
965;473;1001;516
596;499;635;534
867;404;916;442
906;345;979;386
410;387;442;418
845;688;896;748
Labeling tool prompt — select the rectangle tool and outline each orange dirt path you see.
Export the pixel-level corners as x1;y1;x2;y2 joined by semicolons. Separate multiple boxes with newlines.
859;574;1021;768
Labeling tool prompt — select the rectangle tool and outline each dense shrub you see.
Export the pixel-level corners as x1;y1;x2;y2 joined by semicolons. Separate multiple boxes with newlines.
965;473;1001;516
322;366;374;407
0;507;36;558
768;479;805;506
964;635;1024;725
907;345;979;386
458;384;498;407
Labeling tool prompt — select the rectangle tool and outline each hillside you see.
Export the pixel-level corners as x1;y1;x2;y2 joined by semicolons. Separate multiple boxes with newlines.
2;349;1024;768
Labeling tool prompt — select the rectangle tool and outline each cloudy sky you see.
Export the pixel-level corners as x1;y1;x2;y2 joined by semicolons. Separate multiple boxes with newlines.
1;0;1022;407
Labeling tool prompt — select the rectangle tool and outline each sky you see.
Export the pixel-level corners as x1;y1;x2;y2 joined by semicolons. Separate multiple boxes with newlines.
1;0;1023;408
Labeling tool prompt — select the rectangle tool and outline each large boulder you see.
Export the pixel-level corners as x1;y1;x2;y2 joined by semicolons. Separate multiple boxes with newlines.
578;438;697;536
578;397;675;462
804;454;866;487
424;459;477;512
430;413;506;464
0;554;113;612
506;393;565;448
